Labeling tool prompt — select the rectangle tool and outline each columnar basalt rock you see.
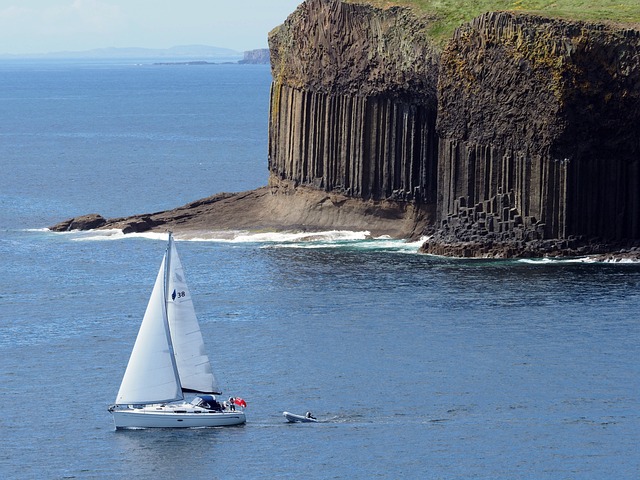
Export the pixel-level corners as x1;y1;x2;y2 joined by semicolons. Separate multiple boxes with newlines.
268;0;440;206
269;85;437;202
269;3;640;256
426;11;640;255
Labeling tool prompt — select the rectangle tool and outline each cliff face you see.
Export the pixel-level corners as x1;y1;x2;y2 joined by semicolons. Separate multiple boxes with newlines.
270;1;640;256
433;12;640;255
268;0;440;207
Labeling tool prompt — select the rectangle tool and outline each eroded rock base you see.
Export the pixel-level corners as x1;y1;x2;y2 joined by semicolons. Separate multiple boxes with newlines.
49;178;434;240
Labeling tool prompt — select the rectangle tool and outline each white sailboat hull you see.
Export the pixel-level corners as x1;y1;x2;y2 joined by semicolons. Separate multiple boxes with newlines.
113;408;246;429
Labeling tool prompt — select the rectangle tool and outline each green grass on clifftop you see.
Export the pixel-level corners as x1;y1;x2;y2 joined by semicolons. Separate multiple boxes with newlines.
348;0;640;44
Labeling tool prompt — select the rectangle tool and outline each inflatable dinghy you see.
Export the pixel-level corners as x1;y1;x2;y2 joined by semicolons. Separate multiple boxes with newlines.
283;411;317;423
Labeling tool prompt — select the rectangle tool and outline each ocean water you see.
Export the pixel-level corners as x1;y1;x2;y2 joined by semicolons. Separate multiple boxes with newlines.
1;60;639;480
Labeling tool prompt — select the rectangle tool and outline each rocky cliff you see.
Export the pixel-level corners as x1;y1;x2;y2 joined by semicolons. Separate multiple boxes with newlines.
268;1;640;257
427;11;640;257
268;0;440;209
239;49;270;64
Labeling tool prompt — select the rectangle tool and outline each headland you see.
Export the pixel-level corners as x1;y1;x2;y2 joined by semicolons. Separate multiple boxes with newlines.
51;0;640;259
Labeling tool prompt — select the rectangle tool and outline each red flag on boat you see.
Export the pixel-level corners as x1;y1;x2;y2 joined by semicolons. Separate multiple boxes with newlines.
234;397;247;408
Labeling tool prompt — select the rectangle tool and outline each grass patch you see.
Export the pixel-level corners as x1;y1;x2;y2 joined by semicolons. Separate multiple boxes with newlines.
347;0;640;44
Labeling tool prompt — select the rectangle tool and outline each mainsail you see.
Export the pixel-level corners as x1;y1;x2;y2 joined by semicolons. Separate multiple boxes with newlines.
166;235;220;394
115;254;183;405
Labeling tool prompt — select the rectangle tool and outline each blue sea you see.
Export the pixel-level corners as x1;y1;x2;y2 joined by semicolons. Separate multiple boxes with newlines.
1;60;639;480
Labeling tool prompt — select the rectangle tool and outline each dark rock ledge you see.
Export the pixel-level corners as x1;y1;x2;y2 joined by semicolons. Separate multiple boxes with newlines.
419;236;640;261
418;189;640;260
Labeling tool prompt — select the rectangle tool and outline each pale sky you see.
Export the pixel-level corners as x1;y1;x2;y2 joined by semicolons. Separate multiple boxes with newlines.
0;0;303;55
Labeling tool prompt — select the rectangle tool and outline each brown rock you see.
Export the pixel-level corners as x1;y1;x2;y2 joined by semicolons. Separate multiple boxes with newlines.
49;214;106;232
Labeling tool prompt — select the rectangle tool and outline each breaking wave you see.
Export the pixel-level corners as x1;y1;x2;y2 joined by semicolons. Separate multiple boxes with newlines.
518;256;640;265
45;228;428;253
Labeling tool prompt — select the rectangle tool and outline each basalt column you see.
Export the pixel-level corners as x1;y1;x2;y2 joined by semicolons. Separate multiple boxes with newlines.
269;85;436;202
268;0;440;206
432;12;640;253
560;26;640;241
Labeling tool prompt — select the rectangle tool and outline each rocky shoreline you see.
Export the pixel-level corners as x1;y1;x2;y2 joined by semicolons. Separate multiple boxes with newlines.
49;179;432;240
265;1;640;259
48;179;640;261
419;236;640;261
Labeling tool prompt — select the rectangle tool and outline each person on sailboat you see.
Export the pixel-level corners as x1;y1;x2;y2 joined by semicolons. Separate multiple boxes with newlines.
228;397;236;411
208;397;223;411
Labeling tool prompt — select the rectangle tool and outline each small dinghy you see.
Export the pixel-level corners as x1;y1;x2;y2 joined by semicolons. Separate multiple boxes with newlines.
283;411;317;423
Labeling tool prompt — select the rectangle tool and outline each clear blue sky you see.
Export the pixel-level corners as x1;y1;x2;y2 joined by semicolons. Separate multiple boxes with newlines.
0;0;303;54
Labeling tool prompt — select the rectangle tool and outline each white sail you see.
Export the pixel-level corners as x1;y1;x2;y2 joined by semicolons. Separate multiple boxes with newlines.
166;235;220;394
115;254;183;405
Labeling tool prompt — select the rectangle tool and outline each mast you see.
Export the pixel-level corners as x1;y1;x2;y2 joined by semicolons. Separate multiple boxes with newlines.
114;237;184;405
164;232;184;396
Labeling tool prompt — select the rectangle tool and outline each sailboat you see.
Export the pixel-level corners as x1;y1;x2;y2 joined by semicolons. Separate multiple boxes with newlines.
108;232;246;429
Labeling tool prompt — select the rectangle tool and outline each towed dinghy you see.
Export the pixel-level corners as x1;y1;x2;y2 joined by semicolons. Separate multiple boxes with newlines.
283;411;317;423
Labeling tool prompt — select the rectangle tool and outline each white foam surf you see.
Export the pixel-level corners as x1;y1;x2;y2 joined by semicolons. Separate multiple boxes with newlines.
518;256;640;264
46;228;428;253
262;233;428;253
51;229;168;242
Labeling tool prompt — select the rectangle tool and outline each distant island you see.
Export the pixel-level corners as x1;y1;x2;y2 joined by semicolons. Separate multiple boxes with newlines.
153;49;270;66
238;49;270;64
0;44;243;61
0;45;271;66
